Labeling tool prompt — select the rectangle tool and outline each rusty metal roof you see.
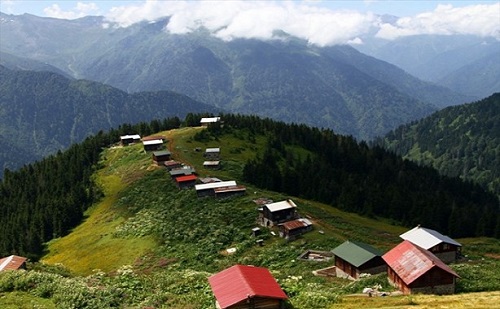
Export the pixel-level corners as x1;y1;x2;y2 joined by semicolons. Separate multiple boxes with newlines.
214;185;246;193
382;240;459;285
0;255;27;271
282;218;312;231
208;265;287;309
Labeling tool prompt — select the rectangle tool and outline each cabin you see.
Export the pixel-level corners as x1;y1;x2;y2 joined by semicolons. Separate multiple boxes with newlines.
399;225;462;263
331;240;386;280
175;174;197;189
278;218;313;240
200;116;221;127
214;185;246;199
169;166;196;178
208;264;288;309
120;134;141;146
195;181;237;197
0;255;27;271
152;150;171;165
204;147;220;160
382;240;460;295
164;160;183;171
259;199;298;227
142;139;163;151
203;160;220;170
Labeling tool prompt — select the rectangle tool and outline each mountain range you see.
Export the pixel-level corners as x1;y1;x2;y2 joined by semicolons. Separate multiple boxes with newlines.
0;13;477;141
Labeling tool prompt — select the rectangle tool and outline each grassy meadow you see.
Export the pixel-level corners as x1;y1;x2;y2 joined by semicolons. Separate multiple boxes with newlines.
1;126;499;308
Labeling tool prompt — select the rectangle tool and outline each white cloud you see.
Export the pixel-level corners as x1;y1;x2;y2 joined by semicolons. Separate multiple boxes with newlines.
43;2;99;19
102;1;500;45
376;3;500;40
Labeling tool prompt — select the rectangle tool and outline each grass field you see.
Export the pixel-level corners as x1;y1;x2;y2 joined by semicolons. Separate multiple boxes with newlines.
3;126;498;308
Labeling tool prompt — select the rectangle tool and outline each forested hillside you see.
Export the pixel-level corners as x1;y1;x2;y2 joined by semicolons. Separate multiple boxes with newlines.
2;113;497;261
0;66;218;177
377;93;500;198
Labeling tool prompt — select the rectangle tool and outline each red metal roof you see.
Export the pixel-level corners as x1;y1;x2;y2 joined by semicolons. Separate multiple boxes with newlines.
382;240;459;285
0;255;27;271
282;218;311;231
208;265;288;309
175;174;197;183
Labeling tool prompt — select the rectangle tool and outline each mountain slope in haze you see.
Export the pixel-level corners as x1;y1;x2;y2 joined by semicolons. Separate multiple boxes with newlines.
0;65;219;176
0;51;72;78
0;13;472;140
355;35;500;99
377;93;500;198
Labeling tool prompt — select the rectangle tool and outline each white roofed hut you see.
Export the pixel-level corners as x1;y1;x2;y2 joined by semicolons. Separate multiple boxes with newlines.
400;226;462;263
259;199;299;227
120;134;141;146
195;181;237;197
200;117;221;127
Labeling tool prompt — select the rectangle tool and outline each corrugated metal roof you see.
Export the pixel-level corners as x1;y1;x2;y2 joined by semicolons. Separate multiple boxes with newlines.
175;175;197;183
331;240;383;267
214;185;246;193
120;134;141;140
142;139;163;145
0;255;27;271
265;199;297;212
200;117;221;123
203;161;220;165
400;226;462;250
205;148;220;153
282;218;312;231
195;181;237;191
208;265;287;309
382;240;459;285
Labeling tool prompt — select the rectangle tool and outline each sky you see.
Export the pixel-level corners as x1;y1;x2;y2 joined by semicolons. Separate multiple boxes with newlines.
1;1;499;45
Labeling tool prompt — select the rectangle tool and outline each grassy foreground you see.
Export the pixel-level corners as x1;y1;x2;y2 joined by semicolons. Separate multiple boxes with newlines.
1;126;499;308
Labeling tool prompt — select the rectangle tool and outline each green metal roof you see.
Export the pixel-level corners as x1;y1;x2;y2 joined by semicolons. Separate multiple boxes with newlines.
331;240;383;267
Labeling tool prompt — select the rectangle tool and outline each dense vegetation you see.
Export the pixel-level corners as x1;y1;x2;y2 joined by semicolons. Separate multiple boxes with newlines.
377;93;500;199
0;65;217;177
205;114;498;238
0;117;182;259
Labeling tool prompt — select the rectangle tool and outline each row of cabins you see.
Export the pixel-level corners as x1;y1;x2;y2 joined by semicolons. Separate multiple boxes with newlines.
331;225;462;295
120;134;165;152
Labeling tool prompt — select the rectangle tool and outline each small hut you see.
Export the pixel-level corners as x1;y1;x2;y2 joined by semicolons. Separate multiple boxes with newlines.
0;255;27;271
331;240;386;280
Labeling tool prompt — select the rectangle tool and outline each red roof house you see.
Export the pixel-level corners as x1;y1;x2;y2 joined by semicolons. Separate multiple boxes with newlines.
208;264;288;309
0;255;27;271
382;240;460;295
175;174;197;189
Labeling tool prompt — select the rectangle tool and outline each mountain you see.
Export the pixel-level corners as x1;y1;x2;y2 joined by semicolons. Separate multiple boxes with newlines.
0;65;218;176
376;93;500;198
0;13;472;140
355;35;500;99
0;51;71;77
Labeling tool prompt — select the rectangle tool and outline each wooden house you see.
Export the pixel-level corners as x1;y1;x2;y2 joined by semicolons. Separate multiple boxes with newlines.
175;174;197;189
195;181;237;197
204;147;220;160
259;199;298;227
382;240;460;295
208;264;288;309
164;160;182;171
152;150;171;165
169;166;196;178
279;218;313;240
200;116;221;127
142;139;163;151
331;240;386;280
0;255;27;271
214;185;246;199
203;160;220;170
120;134;141;146
400;225;462;263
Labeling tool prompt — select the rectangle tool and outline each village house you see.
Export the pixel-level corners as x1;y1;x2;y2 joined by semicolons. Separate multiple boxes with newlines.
142;139;164;152
120;134;141;146
163;160;182;171
399;225;462;263
259;199;299;227
195;181;237;197
214;185;247;199
208;264;288;309
169;166;196;178
204;147;221;160
382;240;460;295
175;174;197;189
200;116;221;127
331;240;386;280
203;160;220;170
0;255;27;271
152;150;171;165
278;218;313;240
